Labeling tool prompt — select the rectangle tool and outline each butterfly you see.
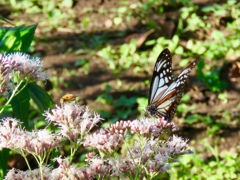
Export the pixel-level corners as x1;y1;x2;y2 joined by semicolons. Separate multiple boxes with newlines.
146;48;199;121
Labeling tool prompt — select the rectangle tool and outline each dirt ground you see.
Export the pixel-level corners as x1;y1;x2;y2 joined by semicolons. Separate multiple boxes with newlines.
1;0;239;161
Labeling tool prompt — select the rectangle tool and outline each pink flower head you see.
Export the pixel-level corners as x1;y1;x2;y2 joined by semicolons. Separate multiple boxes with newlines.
0;118;25;150
0;118;61;155
4;167;52;180
129;117;178;137
84;128;123;153
0;55;13;94
44;104;103;141
1;52;46;81
24;129;62;155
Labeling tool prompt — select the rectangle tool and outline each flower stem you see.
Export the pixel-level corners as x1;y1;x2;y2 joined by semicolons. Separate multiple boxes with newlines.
0;79;28;114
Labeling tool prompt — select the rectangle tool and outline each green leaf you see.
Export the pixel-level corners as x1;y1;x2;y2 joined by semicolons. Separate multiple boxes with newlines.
211;30;224;40
0;24;37;53
96;94;113;105
0;27;8;40
0;27;21;52
114;96;137;107
0;149;9;178
0;17;14;26
60;0;74;8
118;6;127;14
179;59;190;67
74;59;88;67
27;83;53;113
19;24;37;52
113;17;122;26
185;114;201;124
11;84;30;127
175;46;184;55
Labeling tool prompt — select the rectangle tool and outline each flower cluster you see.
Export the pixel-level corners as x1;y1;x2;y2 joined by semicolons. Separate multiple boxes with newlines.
83;117;178;153
0;54;13;94
109;117;179;137
5;167;52;180
4;157;108;180
83;136;193;178
126;136;193;176
51;157;87;179
65;134;193;179
0;52;46;95
0;118;61;155
1;104;193;179
83;128;124;153
44;104;103;141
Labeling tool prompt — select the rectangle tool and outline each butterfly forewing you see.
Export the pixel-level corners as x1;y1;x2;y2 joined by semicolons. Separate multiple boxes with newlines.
148;49;173;105
147;48;199;120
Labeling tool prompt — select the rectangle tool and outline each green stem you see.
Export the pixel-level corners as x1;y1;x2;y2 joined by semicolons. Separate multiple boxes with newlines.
38;162;44;180
0;79;28;114
20;152;32;171
14;79;29;97
69;142;78;164
18;150;38;180
32;153;45;180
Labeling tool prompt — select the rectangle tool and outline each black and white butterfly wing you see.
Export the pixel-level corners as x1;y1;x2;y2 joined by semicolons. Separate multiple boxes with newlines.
158;59;199;120
147;48;199;120
148;49;173;105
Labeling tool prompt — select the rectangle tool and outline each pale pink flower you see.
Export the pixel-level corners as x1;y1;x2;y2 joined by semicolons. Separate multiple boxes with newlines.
108;120;131;134
86;157;112;178
0;52;46;95
122;136;193;177
24;129;62;155
167;135;193;155
117;139;170;177
129;117;178;137
0;118;61;155
0;55;13;94
4;167;51;180
109;158;136;177
84;117;178;153
44;104;103;141
0;118;25;150
84;128;123;153
1;52;46;81
51;157;89;180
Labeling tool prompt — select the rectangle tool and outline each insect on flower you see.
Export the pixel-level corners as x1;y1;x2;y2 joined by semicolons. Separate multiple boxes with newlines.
60;94;77;104
146;48;199;121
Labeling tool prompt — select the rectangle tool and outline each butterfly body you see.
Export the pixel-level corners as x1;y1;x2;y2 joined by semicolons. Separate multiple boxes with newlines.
147;48;199;120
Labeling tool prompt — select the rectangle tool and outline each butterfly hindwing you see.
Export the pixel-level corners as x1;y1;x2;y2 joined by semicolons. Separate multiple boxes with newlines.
147;48;198;120
159;58;199;120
